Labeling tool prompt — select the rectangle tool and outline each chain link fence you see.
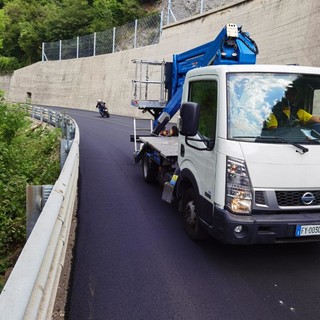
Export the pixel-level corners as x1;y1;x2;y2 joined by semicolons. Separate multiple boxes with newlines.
42;13;162;61
162;0;232;25
42;1;233;61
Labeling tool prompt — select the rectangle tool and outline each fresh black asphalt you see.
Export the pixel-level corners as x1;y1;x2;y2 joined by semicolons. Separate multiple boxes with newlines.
61;108;320;320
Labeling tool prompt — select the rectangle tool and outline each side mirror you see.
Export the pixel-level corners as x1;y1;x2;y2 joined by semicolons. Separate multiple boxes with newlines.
179;102;200;136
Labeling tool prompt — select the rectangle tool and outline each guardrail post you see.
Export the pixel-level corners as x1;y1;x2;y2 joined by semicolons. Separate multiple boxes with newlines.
48;110;52;125
60;139;72;169
40;108;44;122
26;185;53;239
26;186;42;239
31;105;35;119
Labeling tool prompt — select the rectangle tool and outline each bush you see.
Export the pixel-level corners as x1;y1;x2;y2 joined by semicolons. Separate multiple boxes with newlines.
0;56;21;74
0;101;61;289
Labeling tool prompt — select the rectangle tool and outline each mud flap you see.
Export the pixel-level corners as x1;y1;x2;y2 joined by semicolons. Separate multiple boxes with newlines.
162;174;178;203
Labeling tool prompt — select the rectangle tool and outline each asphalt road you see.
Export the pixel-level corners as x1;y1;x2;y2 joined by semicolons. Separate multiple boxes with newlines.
62;108;320;320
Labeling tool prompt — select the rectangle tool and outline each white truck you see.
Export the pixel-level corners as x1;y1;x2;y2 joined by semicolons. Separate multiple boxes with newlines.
132;25;320;244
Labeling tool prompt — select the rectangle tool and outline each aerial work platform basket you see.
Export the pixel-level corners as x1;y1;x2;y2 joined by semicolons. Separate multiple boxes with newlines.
131;59;170;119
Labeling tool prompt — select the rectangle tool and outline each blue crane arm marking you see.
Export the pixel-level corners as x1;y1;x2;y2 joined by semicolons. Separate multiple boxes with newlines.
152;24;258;134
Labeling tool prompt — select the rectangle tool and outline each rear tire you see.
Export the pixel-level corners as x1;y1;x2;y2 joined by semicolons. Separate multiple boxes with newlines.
141;153;157;183
183;187;207;240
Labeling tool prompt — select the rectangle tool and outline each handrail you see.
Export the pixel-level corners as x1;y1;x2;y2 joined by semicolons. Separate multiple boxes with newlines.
0;105;80;319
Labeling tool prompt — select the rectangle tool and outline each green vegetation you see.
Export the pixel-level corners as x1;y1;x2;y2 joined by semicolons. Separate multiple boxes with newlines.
0;0;159;72
0;91;61;290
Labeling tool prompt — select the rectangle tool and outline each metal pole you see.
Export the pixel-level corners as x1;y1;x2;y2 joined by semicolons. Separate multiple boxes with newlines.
42;43;44;62
113;27;116;53
93;32;96;56
160;10;164;35
77;36;79;59
160;60;165;103
167;0;177;24
139;61;142;102
59;40;62;61
200;0;204;14
134;19;138;49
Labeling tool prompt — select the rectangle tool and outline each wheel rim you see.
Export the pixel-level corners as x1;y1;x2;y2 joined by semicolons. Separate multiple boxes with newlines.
185;200;196;228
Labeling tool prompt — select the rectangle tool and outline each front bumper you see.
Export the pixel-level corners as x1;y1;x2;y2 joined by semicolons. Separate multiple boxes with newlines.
206;205;320;244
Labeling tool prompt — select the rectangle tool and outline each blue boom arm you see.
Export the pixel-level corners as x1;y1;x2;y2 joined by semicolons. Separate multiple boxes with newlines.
152;24;258;134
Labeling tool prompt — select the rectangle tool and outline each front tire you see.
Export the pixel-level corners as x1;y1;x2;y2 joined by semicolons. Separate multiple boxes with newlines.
183;187;207;240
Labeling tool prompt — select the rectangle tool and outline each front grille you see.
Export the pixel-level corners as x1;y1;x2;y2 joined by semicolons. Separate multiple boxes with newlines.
276;190;320;207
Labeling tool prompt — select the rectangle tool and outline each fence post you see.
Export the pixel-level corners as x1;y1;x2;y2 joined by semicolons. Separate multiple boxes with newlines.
167;0;177;25
77;36;79;59
93;32;96;56
134;20;138;49
113;27;116;53
200;0;204;14
59;40;62;61
160;10;164;35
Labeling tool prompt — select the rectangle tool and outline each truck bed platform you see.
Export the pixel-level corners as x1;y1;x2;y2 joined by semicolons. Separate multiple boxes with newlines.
139;136;179;158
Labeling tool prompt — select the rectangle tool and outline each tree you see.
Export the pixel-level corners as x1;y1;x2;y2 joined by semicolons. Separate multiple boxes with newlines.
90;0;147;32
0;0;153;70
109;0;146;26
44;0;92;41
0;10;4;50
0;0;48;64
89;0;117;32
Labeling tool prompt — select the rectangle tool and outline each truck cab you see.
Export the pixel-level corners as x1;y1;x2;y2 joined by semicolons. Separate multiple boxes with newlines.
178;64;320;244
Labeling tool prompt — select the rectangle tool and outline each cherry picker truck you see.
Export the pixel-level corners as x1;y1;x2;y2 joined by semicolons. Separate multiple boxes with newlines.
131;23;320;244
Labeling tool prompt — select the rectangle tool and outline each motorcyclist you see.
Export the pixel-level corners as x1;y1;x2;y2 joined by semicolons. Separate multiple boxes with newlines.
96;99;106;112
96;99;110;118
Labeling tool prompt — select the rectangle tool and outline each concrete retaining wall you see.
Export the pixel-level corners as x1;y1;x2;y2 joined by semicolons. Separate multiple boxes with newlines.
0;74;12;96
1;0;320;118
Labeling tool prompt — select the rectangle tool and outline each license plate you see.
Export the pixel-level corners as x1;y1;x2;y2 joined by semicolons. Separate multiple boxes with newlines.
296;225;320;237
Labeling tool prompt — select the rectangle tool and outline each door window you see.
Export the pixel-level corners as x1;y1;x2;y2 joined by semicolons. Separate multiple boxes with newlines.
188;80;218;140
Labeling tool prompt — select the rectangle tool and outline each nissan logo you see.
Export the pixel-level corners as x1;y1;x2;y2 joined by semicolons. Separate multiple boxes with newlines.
301;192;316;205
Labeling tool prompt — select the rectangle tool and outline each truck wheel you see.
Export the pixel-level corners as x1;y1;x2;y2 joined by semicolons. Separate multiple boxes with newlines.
183;187;206;240
142;153;157;183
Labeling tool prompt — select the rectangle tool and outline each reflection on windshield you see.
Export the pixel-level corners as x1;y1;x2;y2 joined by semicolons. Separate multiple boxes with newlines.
227;72;320;143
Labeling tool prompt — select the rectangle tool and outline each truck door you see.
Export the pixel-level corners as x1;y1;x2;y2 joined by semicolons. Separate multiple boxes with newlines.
184;78;218;224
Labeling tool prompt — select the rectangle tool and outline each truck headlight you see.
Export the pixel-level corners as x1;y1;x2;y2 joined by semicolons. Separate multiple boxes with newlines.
226;157;252;214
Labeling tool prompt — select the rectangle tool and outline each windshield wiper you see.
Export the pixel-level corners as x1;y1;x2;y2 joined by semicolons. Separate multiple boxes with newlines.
272;136;309;154
233;135;309;154
241;136;309;154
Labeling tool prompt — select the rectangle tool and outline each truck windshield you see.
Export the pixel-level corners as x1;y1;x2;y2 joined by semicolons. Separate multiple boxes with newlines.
227;72;320;144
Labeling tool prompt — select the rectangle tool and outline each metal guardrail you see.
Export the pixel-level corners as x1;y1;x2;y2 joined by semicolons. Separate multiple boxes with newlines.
0;105;80;319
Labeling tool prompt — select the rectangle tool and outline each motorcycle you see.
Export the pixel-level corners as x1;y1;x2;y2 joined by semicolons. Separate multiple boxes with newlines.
99;106;110;118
